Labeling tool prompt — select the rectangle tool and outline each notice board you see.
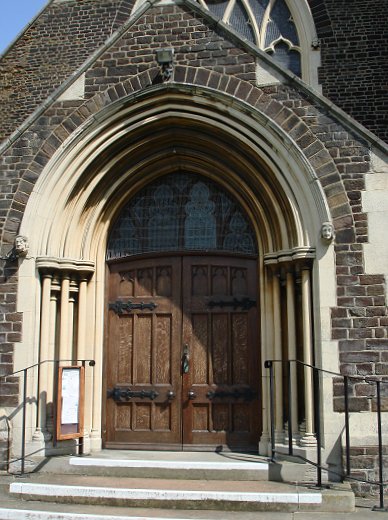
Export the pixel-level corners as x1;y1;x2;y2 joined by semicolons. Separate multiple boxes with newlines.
56;366;85;440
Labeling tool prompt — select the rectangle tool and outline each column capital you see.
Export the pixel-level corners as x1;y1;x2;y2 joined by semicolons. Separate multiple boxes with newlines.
36;257;95;280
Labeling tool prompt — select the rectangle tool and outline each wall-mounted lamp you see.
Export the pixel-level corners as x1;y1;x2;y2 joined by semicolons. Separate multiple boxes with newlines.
156;48;174;81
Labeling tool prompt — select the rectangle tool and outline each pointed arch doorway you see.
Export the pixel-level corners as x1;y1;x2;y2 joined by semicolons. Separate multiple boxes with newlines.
104;173;261;451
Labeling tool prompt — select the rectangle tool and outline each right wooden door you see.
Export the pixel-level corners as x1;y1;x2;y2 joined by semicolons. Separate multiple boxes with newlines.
181;256;260;451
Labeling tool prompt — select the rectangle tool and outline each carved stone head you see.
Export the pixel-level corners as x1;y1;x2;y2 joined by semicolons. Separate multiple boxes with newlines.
14;235;29;256
321;222;334;242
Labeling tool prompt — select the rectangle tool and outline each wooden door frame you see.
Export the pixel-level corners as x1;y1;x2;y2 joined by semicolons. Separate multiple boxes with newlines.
102;252;261;451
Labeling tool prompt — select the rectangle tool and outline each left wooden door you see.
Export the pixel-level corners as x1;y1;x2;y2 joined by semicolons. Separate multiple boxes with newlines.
105;257;182;449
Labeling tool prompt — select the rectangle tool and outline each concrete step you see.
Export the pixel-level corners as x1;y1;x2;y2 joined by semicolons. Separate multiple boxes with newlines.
39;451;269;481
37;450;311;483
0;509;294;520
0;505;379;520
8;474;355;513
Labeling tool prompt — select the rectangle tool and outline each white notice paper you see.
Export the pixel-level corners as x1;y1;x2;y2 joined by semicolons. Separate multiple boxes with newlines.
61;369;80;424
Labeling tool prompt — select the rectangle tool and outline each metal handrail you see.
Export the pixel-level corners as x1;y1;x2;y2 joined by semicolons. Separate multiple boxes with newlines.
0;358;95;474
265;359;388;511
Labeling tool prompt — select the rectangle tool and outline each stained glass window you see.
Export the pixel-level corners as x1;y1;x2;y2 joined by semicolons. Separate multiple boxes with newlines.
107;173;257;259
202;0;301;77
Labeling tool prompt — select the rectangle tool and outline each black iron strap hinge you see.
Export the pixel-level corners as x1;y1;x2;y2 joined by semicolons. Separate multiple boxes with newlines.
207;387;254;401
207;297;256;310
107;387;159;402
109;300;157;315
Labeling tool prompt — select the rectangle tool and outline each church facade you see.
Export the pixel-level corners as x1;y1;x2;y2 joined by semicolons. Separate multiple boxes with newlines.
0;0;387;495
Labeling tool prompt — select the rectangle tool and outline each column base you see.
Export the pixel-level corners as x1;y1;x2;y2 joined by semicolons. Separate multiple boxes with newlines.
89;429;102;452
258;433;270;456
275;430;286;443
80;430;91;454
299;433;317;447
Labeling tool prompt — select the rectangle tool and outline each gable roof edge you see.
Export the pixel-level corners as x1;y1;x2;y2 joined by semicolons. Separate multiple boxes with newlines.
0;0;159;155
0;0;54;59
182;0;388;155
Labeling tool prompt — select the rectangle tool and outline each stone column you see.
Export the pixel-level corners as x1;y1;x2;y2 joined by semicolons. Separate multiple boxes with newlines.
35;273;52;439
260;268;273;449
46;282;59;435
77;277;89;449
286;269;298;441
68;280;78;362
77;278;88;361
300;266;316;446
272;270;283;441
90;271;103;451
59;274;71;362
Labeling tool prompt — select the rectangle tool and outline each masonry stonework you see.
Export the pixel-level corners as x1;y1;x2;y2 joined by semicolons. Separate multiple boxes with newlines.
0;0;136;142
309;0;388;143
0;0;387;496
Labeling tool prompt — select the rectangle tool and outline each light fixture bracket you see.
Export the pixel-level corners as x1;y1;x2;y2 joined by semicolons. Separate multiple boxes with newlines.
156;48;174;80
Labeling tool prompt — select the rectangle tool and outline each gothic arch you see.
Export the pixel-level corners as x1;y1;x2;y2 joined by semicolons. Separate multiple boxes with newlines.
15;78;338;453
22;87;327;260
9;70;351;255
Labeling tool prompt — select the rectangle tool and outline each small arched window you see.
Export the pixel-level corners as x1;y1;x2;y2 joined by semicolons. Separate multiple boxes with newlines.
203;0;301;76
131;0;320;87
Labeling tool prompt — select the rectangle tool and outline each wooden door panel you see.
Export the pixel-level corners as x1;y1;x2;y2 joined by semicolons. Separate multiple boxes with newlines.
105;257;182;448
106;254;260;451
182;256;260;451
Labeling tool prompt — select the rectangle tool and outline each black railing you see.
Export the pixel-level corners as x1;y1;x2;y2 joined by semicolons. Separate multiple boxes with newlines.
265;359;388;511
0;358;95;475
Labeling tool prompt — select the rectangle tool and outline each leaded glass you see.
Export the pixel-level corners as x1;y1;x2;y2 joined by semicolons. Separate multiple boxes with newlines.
265;0;299;47
229;0;255;43
267;42;301;77
207;0;229;20
249;0;270;30
194;0;302;77
107;173;257;259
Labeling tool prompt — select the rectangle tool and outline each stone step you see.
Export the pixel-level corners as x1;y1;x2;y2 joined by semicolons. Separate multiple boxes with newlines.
69;455;268;481
0;505;377;520
37;455;313;484
9;475;355;513
0;510;282;520
38;451;270;481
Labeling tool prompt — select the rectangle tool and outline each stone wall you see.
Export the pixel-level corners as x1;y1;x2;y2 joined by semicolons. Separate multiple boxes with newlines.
0;0;387;492
346;445;388;496
1;0;387;144
0;410;11;471
0;0;136;142
1;2;386;401
309;0;388;143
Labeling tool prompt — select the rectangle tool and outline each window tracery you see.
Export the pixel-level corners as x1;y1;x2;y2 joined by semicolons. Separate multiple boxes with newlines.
107;173;257;259
201;0;301;76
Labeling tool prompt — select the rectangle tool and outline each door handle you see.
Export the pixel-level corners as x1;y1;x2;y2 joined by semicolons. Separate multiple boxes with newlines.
188;390;197;400
182;344;190;374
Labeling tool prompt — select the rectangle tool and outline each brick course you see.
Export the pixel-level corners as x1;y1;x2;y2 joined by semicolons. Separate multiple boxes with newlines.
1;2;387;410
309;0;388;143
345;446;388;496
0;0;387;492
0;0;136;142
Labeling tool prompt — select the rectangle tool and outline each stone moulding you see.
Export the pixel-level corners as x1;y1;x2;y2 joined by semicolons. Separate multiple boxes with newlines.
36;257;95;277
263;246;316;265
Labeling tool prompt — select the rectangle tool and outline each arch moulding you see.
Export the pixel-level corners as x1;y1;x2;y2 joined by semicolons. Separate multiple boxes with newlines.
15;77;338;454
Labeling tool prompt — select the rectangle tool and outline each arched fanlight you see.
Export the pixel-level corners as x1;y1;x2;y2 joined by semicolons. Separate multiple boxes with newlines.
107;173;257;260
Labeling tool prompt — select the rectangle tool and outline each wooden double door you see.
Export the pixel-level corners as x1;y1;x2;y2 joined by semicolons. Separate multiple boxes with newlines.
105;255;260;451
